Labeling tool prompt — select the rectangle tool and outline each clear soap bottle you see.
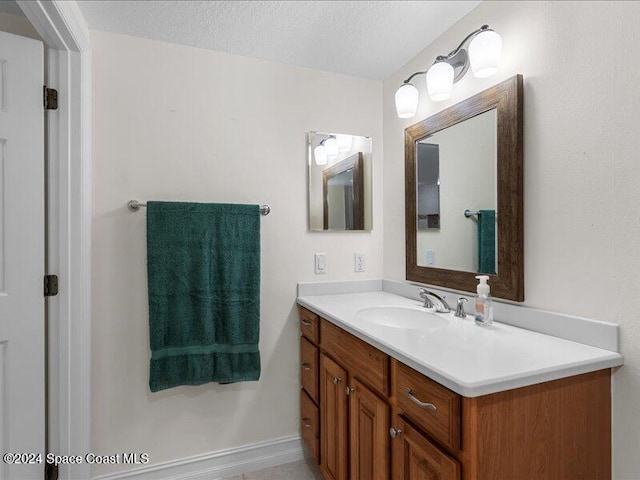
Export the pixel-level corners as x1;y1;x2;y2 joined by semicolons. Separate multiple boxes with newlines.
474;275;493;327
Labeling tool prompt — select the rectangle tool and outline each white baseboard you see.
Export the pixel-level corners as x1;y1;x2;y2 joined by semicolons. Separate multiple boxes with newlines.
93;435;304;480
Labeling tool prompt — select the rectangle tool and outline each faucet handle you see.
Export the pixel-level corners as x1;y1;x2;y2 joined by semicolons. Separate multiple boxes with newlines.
454;297;468;318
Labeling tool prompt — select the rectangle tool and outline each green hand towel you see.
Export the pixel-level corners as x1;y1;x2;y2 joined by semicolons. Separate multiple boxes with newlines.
146;201;261;392
477;209;496;275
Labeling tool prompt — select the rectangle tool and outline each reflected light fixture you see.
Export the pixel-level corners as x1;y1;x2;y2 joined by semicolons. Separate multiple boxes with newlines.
324;136;338;158
314;144;328;166
314;135;342;165
314;134;355;165
394;25;502;118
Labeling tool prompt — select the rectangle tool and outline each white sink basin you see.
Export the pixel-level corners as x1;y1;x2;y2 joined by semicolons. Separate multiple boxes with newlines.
356;306;449;330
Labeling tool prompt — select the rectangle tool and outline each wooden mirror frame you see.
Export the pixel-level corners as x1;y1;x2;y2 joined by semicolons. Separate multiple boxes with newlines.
323;152;364;230
405;75;524;301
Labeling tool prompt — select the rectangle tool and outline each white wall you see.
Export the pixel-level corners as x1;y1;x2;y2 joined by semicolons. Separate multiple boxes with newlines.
91;31;382;476
383;1;640;477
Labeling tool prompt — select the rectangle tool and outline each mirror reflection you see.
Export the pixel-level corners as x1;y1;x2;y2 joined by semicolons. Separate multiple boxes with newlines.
416;109;497;274
308;132;372;231
417;143;440;230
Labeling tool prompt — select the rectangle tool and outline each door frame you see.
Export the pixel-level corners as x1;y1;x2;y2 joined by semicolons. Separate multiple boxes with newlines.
16;1;92;479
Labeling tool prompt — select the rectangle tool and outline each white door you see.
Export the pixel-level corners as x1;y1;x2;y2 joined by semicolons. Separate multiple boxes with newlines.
0;31;45;480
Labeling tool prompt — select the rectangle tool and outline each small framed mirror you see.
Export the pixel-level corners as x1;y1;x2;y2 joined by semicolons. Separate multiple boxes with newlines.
405;75;523;301
308;132;372;231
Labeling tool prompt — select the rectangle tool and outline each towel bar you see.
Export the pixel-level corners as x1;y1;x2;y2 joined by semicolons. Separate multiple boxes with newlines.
464;209;497;218
128;200;270;216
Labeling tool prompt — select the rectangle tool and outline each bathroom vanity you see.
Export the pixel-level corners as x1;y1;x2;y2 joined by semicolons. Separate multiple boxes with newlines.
297;287;622;480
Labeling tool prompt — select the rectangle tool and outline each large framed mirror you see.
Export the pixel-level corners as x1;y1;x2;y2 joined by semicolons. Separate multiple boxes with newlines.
405;75;523;301
308;132;372;231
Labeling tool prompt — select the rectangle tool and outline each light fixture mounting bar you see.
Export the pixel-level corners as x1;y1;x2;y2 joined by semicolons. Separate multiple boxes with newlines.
401;25;492;84
402;70;429;85
441;25;490;62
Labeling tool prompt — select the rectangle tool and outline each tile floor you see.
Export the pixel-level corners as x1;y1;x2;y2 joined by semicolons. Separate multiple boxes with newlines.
221;459;323;480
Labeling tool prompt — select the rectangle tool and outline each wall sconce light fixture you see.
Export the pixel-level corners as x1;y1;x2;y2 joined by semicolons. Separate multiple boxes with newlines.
395;25;502;118
313;134;353;165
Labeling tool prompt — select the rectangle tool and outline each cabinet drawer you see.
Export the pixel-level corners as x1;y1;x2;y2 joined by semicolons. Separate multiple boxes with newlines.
299;306;320;345
394;360;461;451
321;319;389;396
301;390;320;463
300;336;319;403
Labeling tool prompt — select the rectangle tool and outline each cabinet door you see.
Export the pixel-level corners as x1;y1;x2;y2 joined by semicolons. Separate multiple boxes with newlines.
391;416;460;480
349;378;390;480
320;354;349;480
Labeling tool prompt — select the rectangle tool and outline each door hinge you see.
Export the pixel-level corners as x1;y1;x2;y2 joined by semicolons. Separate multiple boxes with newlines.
44;275;58;297
45;462;58;480
43;86;58;110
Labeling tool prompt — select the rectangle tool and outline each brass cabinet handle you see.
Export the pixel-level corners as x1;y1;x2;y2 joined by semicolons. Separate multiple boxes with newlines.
301;319;312;326
389;427;403;439
332;376;342;384
406;389;437;411
302;363;311;371
302;417;313;429
345;386;354;395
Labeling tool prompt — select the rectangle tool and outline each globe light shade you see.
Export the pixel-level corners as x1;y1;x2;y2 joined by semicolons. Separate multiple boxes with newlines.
314;145;328;166
336;134;353;152
324;136;338;158
469;29;502;78
426;61;454;102
394;83;419;118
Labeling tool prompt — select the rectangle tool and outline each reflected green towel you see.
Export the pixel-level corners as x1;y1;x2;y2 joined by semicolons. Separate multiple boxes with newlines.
478;209;496;275
146;201;261;392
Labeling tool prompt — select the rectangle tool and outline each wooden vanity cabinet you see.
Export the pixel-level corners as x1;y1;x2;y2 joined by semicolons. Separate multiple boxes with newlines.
298;306;612;480
389;360;612;480
318;320;391;480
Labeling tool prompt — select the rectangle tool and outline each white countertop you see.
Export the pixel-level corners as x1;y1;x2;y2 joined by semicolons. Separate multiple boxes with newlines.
297;291;623;397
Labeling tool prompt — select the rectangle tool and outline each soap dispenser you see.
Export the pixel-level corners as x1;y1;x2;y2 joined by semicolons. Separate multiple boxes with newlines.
474;275;493;327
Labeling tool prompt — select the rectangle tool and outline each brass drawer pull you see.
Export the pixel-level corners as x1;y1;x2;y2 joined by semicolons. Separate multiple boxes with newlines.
406;388;437;411
301;319;312;326
302;417;313;429
389;427;403;439
302;363;311;371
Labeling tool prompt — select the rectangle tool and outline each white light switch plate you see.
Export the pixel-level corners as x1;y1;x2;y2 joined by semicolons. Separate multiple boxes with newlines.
354;252;365;272
315;253;327;274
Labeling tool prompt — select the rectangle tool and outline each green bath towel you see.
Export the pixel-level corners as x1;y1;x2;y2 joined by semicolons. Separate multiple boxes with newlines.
477;209;496;275
146;201;261;392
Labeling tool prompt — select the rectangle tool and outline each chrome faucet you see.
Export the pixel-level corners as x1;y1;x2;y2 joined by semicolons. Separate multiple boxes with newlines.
418;288;451;313
454;297;468;318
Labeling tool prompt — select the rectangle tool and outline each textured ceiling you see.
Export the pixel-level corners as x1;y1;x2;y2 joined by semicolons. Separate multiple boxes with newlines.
76;0;481;80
